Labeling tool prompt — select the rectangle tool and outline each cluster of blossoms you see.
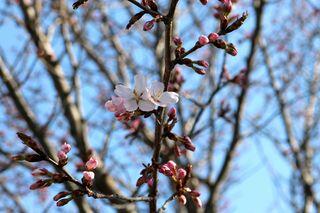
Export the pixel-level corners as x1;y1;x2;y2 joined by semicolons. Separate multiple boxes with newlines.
159;161;202;208
105;74;179;120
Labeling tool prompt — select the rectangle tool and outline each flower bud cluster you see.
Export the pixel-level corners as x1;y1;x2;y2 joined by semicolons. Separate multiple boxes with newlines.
159;161;202;208
57;142;71;167
136;163;154;187
162;108;196;156
82;157;98;186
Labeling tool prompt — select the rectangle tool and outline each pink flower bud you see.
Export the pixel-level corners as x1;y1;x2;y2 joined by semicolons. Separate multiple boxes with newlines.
198;35;209;46
177;168;187;179
83;171;95;182
85;157;98;170
147;178;154;187
57;151;67;160
193;197;203;208
166;160;177;170
32;168;49;177
61;142;71;154
159;165;173;176
173;36;183;46
178;195;187;205
208;33;219;42
143;20;155;31
167;107;177;120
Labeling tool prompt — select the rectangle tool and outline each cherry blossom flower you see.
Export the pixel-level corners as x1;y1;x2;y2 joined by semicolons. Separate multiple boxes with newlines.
110;74;179;112
114;74;156;112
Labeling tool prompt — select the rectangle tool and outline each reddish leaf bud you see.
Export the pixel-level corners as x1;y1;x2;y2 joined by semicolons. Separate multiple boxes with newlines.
16;132;40;151
194;67;206;75
136;176;147;187
143;20;155;31
184;142;196;151
53;191;70;201
30;179;51;190
195;60;209;68
32;168;49;177
56;198;72;207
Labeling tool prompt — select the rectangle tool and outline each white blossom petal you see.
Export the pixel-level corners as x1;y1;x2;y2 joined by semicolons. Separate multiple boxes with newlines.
138;100;156;112
115;85;134;99
150;81;164;98
134;74;147;95
124;99;138;111
159;92;179;106
141;88;151;100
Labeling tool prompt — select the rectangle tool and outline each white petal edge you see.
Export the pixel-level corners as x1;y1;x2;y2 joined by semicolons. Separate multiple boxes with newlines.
134;74;148;95
115;85;134;99
159;92;179;106
124;99;138;111
150;81;164;98
139;100;156;112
